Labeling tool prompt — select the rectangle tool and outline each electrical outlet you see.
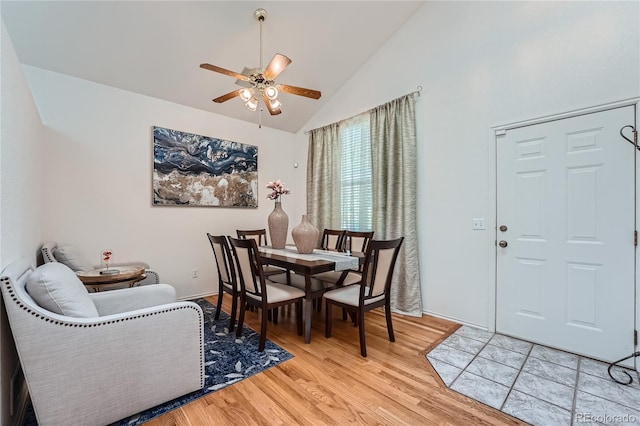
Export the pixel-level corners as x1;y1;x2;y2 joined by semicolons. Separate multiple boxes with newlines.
192;269;198;278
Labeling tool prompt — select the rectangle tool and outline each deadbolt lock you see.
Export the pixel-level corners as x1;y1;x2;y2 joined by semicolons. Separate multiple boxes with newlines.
499;225;508;232
498;240;508;248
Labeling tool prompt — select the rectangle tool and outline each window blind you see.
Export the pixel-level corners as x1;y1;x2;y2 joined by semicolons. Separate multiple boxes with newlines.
340;114;372;231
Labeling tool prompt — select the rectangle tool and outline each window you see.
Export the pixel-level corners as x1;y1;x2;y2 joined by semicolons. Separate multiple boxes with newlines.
340;114;372;231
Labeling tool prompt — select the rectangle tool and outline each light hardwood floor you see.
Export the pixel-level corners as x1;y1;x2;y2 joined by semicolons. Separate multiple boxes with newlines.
146;296;525;425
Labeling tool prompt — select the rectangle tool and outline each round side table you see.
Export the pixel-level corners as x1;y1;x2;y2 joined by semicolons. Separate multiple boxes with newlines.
76;265;147;292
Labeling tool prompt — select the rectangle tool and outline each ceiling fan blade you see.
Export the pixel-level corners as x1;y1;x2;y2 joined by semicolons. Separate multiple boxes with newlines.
200;63;250;81
213;89;242;103
263;54;292;81
278;84;321;100
262;94;282;116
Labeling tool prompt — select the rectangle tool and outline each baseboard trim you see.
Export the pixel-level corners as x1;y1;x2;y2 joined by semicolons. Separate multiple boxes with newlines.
422;310;489;331
178;291;216;302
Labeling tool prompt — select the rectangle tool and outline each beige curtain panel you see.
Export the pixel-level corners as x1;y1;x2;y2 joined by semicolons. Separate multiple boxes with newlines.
370;93;422;316
307;92;422;316
307;123;342;235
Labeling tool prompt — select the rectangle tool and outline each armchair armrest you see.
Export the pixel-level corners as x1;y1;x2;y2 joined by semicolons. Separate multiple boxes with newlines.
89;283;176;315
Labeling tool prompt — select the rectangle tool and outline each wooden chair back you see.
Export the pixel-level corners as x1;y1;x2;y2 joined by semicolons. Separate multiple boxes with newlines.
360;237;404;301
321;229;345;250
343;230;374;253
228;236;266;298
343;230;374;274
207;234;238;291
236;229;269;246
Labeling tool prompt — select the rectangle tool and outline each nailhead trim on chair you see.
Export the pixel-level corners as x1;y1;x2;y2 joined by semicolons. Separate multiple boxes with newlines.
145;270;160;284
41;246;56;263
1;276;205;387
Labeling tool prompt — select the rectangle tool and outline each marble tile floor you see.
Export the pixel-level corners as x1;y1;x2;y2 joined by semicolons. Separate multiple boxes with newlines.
426;326;640;426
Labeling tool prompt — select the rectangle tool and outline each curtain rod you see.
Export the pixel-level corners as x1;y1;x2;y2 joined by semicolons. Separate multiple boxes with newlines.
303;86;422;135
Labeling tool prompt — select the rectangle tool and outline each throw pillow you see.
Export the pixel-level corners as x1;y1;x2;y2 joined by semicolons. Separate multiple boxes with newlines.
26;263;99;318
53;244;94;272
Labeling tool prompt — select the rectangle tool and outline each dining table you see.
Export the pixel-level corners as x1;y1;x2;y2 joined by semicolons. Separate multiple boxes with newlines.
258;245;364;343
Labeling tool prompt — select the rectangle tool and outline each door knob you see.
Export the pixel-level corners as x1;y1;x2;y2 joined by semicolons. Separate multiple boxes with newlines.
498;240;508;248
499;225;508;232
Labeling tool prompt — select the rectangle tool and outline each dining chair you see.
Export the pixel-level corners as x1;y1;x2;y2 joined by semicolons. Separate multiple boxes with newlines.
312;230;374;314
236;229;268;246
343;230;374;255
320;229;346;250
228;237;304;351
313;230;374;288
236;229;287;277
207;233;241;332
323;237;404;357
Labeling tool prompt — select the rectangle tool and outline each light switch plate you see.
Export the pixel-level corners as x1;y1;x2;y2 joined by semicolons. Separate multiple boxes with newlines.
472;218;486;230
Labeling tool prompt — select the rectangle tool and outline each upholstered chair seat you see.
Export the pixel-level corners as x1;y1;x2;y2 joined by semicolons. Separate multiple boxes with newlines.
245;282;305;303
322;285;385;306
312;270;362;287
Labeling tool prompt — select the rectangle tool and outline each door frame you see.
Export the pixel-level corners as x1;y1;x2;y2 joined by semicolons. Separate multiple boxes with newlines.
487;98;640;357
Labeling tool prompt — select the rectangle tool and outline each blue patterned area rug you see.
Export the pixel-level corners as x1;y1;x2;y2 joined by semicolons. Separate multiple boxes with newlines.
22;298;293;425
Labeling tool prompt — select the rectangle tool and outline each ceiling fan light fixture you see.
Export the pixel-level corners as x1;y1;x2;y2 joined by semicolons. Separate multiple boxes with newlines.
245;96;258;111
265;85;279;100
239;88;253;102
200;8;321;127
269;98;282;109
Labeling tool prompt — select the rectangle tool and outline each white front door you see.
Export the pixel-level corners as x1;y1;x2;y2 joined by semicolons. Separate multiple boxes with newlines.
496;105;636;363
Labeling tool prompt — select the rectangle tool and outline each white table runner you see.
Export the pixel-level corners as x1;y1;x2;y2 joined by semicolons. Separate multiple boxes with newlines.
259;245;359;271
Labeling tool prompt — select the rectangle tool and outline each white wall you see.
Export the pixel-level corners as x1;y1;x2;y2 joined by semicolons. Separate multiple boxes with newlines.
298;1;640;328
23;66;303;300
0;19;44;426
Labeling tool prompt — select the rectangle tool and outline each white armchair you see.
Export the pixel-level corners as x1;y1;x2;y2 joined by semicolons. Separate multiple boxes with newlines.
41;241;160;286
0;259;204;426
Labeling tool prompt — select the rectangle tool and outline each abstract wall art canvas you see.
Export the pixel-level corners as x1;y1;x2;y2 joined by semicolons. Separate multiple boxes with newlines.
153;126;258;207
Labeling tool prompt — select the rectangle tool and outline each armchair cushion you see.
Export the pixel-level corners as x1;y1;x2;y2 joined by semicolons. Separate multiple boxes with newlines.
53;244;93;272
25;263;99;317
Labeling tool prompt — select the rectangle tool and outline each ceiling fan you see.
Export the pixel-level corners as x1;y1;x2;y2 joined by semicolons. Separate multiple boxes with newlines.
200;8;321;125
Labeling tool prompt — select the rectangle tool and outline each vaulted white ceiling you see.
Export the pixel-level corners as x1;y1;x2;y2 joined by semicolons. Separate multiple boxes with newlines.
1;1;425;133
